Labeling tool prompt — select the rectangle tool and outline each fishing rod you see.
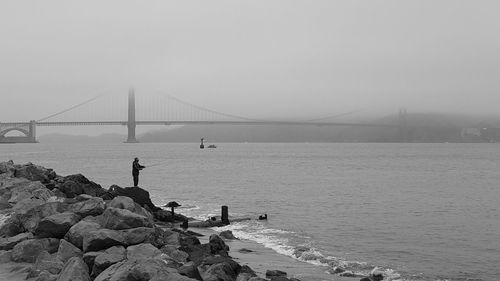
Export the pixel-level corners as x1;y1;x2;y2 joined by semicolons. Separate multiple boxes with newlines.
146;161;169;168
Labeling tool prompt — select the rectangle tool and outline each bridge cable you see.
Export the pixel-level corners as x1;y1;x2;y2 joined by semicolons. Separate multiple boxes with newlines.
153;90;268;122
37;94;106;122
36;87;117;122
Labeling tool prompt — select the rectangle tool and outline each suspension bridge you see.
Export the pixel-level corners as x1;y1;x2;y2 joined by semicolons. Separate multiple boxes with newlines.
0;88;408;143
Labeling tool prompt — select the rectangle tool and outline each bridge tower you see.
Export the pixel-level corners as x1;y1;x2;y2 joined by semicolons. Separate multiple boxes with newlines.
126;87;137;143
398;108;408;142
28;120;37;142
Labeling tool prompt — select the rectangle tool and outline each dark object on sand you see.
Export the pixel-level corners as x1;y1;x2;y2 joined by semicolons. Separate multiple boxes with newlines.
165;201;181;216
207;144;216;148
259;214;268;220
221;205;229;225
200;138;204;149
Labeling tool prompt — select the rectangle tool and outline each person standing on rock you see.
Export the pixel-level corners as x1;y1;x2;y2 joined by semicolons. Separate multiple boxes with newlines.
132;157;145;187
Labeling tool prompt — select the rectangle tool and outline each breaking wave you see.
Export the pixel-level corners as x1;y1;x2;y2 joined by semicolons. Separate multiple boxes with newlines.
215;221;403;280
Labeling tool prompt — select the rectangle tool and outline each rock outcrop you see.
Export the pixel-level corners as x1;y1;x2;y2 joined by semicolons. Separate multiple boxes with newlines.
0;161;302;281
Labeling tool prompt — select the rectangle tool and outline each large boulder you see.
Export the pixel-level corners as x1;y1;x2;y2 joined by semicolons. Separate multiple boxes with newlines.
82;229;125;252
18;201;69;233
178;262;203;280
69;197;105;217
32;251;64;275
209;234;229;256
35;212;81;238
65;220;102;249
126;243;162;260
99;207;153;230
161;245;189;263
8;181;53;205
0;232;33;250
183;236;229;266
144;227;182;249
56;239;83;262
107;196;136;211
91;245;126;277
0;214;23;237
13;162;56;183
57;174;107;198
11;238;60;263
107;196;154;220
121;227;156;245
198;256;242;281
108;185;159;211
93;258;183;281
56;256;91;281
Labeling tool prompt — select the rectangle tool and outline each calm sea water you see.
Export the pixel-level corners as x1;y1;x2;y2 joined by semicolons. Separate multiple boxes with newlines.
1;142;499;281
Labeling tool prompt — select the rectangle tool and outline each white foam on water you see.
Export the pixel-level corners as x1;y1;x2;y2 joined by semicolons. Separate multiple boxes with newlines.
215;221;408;280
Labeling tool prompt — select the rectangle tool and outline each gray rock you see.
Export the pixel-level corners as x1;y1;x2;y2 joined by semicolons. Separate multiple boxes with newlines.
91;246;126;277
237;273;257;281
69;197;105;217
209;234;229;255
99;207;153;230
35;212;81;238
56;256;91;281
9;181;53;206
0;160;16;176
34;251;64;275
82;229;125;252
13;162;55;183
107;196;135;211
126;243;162;260
56;239;82;262
11;238;60;263
0;232;33;250
65;220;102;249
0;249;12;262
161;245;189;263
120;226;156;245
198;258;241;281
266;270;287;277
0;215;23;237
178;261;202;280
82;251;100;271
18;201;69;233
34;270;58;281
93;258;179;281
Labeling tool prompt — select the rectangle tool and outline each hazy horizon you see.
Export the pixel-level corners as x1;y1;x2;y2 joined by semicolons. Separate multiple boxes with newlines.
2;0;500;137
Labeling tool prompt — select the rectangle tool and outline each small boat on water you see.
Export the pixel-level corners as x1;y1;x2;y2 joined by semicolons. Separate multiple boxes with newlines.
200;138;216;149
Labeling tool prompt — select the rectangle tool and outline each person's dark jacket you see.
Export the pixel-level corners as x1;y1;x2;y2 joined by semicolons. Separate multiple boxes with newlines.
132;160;145;176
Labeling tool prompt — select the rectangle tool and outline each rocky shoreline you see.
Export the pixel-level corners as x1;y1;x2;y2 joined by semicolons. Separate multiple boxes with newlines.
0;160;311;281
0;160;382;281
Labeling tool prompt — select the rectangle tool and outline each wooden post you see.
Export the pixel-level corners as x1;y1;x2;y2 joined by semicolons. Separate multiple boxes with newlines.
221;205;229;225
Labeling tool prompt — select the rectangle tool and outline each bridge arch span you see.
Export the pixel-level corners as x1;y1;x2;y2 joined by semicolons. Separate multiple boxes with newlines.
0;128;30;137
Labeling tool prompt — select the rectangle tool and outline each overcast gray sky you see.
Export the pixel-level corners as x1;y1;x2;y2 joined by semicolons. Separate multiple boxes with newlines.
1;0;500;126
